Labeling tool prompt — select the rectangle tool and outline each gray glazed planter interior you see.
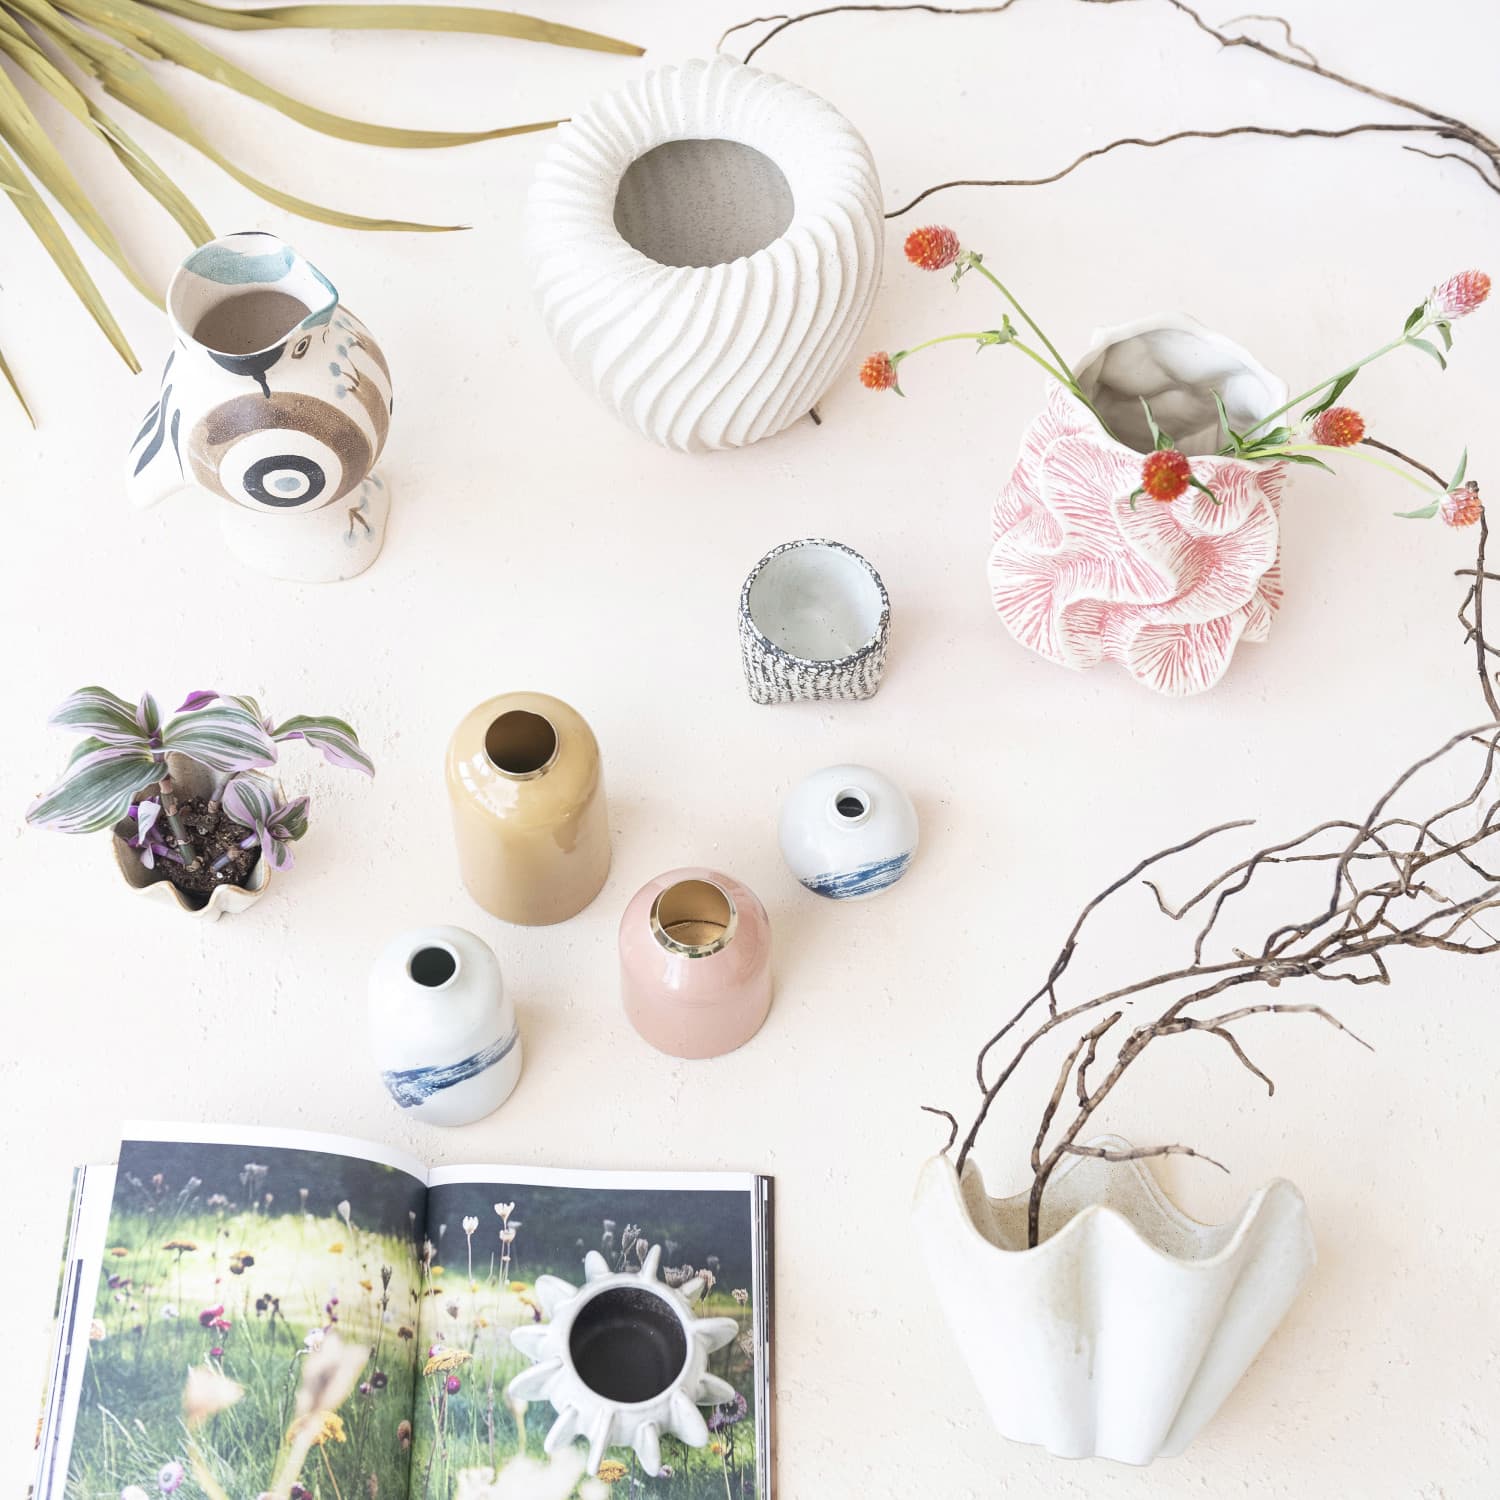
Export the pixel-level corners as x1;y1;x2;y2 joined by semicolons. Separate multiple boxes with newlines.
613;138;795;268
747;542;885;661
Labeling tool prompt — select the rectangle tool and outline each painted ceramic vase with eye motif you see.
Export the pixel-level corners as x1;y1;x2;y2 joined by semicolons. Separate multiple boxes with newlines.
125;231;394;583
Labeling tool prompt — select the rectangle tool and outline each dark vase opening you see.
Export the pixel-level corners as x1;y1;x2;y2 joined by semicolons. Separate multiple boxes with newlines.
485;710;559;778
408;945;458;988
569;1286;688;1404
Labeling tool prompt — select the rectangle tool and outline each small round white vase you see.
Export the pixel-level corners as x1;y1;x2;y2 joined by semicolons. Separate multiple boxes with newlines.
779;764;918;899
368;925;521;1126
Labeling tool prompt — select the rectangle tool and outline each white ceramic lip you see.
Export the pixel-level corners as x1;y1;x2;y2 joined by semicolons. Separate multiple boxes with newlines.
927;1134;1306;1272
110;829;271;917
741;537;890;669
563;1278;695;1411
405;940;462;990
167;230;338;354
829;785;873;827
650;878;739;959
1071;312;1289;458
548;57;860;277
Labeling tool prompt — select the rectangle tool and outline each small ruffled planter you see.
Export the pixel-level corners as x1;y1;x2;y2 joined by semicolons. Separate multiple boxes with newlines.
526;55;883;452
913;1137;1315;1465
988;316;1287;696
110;754;272;921
739;538;890;704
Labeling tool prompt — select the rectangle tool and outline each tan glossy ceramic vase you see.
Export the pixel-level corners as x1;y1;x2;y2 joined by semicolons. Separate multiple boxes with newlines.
619;867;773;1058
446;692;611;925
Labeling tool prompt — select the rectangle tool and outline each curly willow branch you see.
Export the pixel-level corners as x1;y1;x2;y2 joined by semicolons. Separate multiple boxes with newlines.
719;0;1500;215
943;720;1500;1248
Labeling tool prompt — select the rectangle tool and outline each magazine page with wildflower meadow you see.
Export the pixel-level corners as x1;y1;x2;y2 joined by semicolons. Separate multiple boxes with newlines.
419;1165;772;1499
37;1125;429;1500
34;1127;773;1500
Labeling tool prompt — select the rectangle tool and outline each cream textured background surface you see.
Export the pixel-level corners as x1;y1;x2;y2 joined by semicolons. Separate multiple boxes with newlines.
2;2;1496;1494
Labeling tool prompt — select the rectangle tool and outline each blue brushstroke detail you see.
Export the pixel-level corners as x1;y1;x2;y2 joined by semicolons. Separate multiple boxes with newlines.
132;383;173;475
801;850;912;900
132;399;162;447
381;1025;519;1108
184;241;295;285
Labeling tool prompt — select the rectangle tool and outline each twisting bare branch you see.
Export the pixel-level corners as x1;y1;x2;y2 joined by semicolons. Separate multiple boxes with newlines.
719;0;1500;213
944;718;1500;1246
1059;1141;1229;1172
920;1105;960;1152
885;124;1445;218
1458;516;1500;719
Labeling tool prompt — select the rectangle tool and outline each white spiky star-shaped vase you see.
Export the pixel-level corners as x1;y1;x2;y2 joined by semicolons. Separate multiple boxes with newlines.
506;1244;740;1476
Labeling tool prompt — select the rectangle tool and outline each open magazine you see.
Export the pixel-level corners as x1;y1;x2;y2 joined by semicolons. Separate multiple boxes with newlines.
35;1124;773;1500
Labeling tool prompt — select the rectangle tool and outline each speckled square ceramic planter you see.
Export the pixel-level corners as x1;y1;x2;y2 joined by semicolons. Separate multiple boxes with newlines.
739;538;890;704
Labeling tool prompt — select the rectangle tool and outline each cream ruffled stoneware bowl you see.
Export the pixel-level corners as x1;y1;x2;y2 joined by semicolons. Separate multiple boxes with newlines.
913;1135;1315;1464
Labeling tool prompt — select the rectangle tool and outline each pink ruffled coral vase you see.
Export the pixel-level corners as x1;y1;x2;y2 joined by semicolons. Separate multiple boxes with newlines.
988;316;1287;697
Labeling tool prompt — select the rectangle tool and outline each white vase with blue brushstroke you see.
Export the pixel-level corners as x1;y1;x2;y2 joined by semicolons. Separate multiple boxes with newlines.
778;764;918;901
368;926;522;1126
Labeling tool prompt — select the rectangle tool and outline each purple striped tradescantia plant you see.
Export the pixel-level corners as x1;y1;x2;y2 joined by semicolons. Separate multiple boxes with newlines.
212;778;311;875
26;685;372;894
176;691;375;777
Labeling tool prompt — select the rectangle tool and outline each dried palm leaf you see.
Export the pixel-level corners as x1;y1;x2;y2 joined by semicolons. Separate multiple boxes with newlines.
0;0;641;421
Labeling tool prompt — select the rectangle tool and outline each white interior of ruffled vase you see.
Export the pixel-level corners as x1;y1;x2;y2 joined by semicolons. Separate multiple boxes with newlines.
1074;322;1286;456
748;545;883;660
957;1142;1244;1258
613;139;794;267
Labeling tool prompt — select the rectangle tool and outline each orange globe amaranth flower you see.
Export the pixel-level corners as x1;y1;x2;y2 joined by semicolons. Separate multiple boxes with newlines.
1428;270;1491;321
1140;449;1193;503
859;352;898;391
1441;482;1482;528
904;225;961;271
1309;406;1366;448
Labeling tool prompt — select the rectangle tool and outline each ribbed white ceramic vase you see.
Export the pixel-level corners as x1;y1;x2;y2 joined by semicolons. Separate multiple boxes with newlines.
913;1137;1315;1464
526;55;884;452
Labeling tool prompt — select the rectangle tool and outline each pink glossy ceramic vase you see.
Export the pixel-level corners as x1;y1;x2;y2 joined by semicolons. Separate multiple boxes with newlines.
619;867;773;1058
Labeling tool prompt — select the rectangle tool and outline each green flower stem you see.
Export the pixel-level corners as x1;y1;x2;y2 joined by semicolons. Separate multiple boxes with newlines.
1242;330;1425;440
895;332;1073;393
966;259;1074;385
1009;336;1083;391
1259;443;1438;494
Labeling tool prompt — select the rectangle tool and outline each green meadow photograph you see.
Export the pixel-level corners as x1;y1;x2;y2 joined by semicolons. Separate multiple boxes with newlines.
67;1138;763;1500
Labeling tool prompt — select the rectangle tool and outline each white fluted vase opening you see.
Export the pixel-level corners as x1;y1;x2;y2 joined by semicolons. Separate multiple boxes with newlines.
527;55;884;452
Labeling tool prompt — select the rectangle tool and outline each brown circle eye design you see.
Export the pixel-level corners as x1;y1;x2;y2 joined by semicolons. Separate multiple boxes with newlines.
291;335;312;359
